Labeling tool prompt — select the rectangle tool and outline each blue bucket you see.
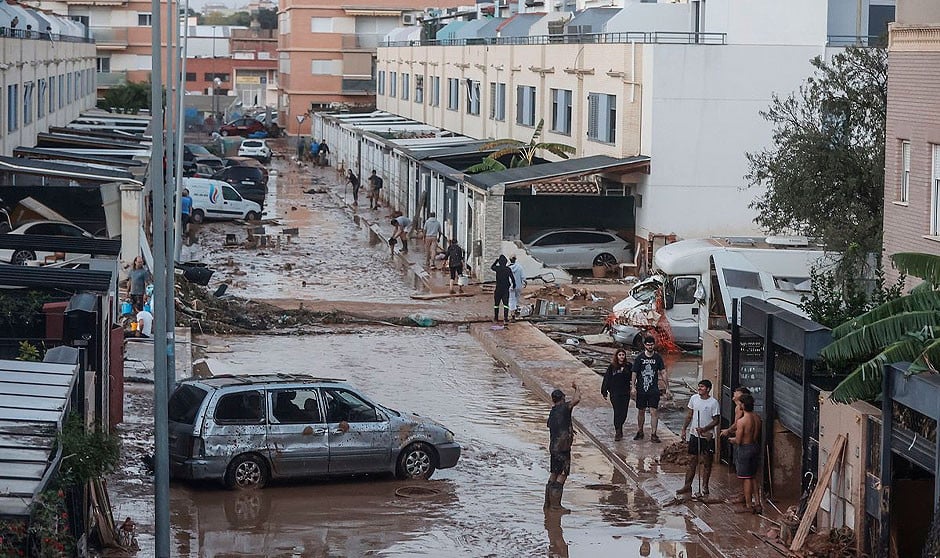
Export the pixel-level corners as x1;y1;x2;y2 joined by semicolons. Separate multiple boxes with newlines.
121;301;133;315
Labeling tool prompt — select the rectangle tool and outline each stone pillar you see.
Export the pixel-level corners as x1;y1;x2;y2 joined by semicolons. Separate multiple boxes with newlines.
481;183;504;282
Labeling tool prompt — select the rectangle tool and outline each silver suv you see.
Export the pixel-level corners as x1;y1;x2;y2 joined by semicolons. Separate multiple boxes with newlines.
167;374;461;489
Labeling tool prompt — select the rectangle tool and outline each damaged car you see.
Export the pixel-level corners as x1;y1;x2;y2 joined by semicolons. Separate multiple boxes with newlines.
167;374;461;490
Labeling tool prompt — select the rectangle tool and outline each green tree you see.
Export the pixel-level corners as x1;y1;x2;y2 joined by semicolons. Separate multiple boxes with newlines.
467;119;576;173
745;47;887;272
257;8;277;30
97;81;151;114
824;252;940;403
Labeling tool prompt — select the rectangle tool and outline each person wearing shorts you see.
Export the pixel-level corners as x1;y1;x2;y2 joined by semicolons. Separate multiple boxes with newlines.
545;382;580;511
631;336;669;443
729;392;762;512
678;380;721;497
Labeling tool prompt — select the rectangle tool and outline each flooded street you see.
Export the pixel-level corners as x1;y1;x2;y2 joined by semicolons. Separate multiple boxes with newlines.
112;328;713;557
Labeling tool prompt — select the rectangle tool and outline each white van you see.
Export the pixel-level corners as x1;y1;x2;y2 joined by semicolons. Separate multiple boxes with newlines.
184;177;261;223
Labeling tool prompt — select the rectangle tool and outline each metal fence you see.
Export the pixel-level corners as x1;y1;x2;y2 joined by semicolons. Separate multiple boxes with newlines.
383;31;727;48
0;27;94;43
826;34;887;47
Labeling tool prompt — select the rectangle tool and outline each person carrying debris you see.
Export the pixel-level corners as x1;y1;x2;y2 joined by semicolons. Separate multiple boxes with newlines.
317;139;330;167
390;215;413;253
347;169;360;206
545;382;580;511
444;238;465;295
422;212;443;268
601;349;632;441
677;379;721;498
508;255;526;319
491;255;516;326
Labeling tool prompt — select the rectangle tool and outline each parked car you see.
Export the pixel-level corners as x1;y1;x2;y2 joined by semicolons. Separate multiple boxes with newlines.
222;156;269;185
167;374;461;489
183;178;261;223
183;144;223;175
523;229;632;270
212;166;267;207
237;139;272;164
219;118;265;137
0;220;97;265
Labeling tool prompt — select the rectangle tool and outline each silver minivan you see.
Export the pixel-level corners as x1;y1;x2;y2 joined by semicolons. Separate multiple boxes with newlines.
168;374;461;489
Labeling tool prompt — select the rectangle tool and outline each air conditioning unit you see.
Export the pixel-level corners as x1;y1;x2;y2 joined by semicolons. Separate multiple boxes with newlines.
401;13;417;25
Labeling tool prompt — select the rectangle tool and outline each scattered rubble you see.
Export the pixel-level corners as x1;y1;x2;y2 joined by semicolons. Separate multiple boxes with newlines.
660;441;693;466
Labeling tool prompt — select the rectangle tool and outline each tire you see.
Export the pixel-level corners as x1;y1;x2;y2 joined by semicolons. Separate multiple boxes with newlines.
245;211;259;221
225;454;268;490
11;250;35;265
593;253;617;268
190;209;205;224
631;333;645;350
396;442;436;480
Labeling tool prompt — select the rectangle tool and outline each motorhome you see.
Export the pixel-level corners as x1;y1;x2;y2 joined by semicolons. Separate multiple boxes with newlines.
610;237;831;347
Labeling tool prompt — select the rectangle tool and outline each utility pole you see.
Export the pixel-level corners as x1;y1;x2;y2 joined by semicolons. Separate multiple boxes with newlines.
150;0;169;553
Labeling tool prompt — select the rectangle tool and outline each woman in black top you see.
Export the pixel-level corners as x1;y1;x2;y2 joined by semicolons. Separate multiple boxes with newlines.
601;349;632;441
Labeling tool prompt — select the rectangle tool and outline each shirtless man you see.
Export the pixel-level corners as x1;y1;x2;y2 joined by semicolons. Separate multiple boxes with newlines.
719;386;751;504
728;392;762;513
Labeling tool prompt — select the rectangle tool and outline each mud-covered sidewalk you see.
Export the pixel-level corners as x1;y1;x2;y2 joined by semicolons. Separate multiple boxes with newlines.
472;322;774;558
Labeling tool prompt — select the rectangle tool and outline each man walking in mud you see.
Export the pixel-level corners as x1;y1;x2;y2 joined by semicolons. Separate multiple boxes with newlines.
678;379;721;498
545;382;580;512
727;392;762;513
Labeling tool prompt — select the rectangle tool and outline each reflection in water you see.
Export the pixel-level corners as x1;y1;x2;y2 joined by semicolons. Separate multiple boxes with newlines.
545;511;569;558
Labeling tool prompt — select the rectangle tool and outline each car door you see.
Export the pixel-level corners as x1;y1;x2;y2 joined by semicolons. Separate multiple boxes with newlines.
204;389;267;464
322;388;392;474
664;275;703;345
530;232;566;267
265;388;329;478
219;185;245;217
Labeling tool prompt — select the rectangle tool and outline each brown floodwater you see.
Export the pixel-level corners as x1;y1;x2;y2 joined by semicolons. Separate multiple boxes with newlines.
110;328;715;557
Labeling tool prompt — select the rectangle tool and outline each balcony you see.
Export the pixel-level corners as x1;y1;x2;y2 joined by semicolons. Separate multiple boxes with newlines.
342;33;382;50
341;78;375;95
90;27;128;49
96;71;127;87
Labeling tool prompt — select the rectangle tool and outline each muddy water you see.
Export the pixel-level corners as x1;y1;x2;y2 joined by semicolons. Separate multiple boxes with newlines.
106;328;716;557
179;163;415;303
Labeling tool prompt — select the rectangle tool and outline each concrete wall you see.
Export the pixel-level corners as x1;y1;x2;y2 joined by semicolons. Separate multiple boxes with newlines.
883;28;940;285
706;0;827;46
896;0;940;25
638;43;824;240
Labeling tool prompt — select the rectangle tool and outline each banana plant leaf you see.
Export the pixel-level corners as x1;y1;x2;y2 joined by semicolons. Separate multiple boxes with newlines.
831;289;940;339
830;330;940;403
892;252;940;285
821;311;940;363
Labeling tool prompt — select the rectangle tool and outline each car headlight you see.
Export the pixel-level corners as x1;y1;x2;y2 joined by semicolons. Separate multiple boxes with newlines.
444;429;454;443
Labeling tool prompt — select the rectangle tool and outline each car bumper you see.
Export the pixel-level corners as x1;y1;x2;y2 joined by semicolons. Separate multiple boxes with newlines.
435;442;461;469
610;323;641;345
170;457;226;481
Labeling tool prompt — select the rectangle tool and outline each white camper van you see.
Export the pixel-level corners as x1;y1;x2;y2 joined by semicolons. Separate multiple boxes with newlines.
183;177;261;223
610;237;830;347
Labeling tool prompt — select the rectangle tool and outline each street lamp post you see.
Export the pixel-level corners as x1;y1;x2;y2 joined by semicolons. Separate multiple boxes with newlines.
213;76;222;122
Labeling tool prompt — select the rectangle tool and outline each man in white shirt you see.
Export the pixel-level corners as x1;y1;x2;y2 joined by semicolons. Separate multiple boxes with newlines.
422;212;443;267
136;308;154;338
677;379;721;497
508;255;526;318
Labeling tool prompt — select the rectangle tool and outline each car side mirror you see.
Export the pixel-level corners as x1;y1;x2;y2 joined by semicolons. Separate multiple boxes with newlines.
664;291;674;310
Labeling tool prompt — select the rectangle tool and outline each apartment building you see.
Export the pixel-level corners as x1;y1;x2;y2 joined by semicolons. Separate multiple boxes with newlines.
883;0;940;284
276;0;465;136
183;25;278;109
0;12;97;155
375;0;895;249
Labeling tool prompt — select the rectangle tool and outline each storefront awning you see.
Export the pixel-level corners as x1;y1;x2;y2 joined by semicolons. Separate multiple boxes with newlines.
465;155;650;190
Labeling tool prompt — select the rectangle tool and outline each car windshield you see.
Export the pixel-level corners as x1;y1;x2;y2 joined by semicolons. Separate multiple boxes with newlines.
630;280;660;304
188;145;212;156
242;141;262;148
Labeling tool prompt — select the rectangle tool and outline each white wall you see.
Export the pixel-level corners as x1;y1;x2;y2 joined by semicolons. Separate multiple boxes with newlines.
706;0;828;46
637;43;825;239
607;2;690;33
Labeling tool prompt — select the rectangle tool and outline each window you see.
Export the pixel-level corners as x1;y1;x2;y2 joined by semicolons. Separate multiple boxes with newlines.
447;78;459;111
185;72;196;82
551;88;572;134
587;92;616;143
672;277;699;305
465;79;480;115
389;71;397;97
272;389;322;423
58;75;64;108
414;75;423;103
48;75;55;113
516;85;536;126
431;76;440;107
66;73;72;103
7;84;17;132
138;12;152;26
215;391;264;424
168;385;208;425
533;232;572;247
204;73;230;82
401;73;409;100
489;82;506;121
899;140;910;203
377;70;385;95
37;80;45;118
96;57;110;73
932;145;940;235
310;17;334;32
222;185;241;201
323;389;382;423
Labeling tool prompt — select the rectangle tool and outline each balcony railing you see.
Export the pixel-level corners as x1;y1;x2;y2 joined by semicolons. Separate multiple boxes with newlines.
343;33;383;49
0;27;93;43
383;31;727;48
827;34;887;47
96;71;127;87
90;27;128;47
341;78;375;94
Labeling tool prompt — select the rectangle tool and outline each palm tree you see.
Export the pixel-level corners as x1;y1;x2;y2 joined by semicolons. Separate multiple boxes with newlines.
466;119;576;173
824;252;940;403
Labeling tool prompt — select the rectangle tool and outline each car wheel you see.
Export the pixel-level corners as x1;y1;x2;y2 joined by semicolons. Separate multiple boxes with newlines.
245;211;259;221
631;333;645;350
11;250;36;265
225;454;268;490
190;209;205;224
396;442;436;480
221;130;229;137
593;253;617;268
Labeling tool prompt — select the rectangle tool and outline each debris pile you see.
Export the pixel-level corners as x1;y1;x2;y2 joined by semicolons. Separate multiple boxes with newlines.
660;441;693;466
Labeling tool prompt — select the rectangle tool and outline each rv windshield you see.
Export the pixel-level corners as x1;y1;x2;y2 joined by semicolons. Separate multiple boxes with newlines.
630;280;660;304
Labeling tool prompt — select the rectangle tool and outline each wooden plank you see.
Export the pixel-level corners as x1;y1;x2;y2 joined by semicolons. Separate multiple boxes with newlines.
790;433;846;552
410;292;474;300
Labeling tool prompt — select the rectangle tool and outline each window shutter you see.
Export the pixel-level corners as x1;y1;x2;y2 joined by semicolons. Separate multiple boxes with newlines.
587;93;598;139
516;86;524;124
489;83;496;119
932;144;940;180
